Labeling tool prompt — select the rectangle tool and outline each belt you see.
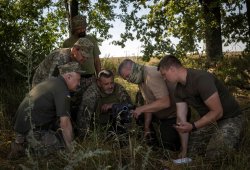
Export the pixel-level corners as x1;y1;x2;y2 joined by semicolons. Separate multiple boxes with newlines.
81;74;95;78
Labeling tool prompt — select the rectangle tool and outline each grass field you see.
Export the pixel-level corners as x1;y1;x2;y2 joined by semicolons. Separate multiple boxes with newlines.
0;55;250;169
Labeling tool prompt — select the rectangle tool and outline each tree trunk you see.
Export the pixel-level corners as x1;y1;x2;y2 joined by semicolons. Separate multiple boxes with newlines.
202;0;223;63
246;0;250;50
70;0;79;18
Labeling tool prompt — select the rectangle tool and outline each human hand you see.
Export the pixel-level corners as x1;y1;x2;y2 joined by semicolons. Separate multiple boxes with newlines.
101;103;113;113
173;122;193;133
132;107;144;119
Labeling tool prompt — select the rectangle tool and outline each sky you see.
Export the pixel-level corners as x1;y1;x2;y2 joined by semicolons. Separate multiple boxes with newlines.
97;2;247;58
98;21;246;58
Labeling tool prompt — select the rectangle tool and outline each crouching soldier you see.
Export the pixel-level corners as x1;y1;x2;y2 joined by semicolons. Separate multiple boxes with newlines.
8;62;84;159
76;69;132;139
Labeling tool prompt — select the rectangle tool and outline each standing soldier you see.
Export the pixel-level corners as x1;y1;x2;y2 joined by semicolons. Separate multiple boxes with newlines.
63;15;101;90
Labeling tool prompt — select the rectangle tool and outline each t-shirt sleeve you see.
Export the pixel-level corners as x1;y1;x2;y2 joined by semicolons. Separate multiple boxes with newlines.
174;85;184;103
88;35;101;57
147;74;169;99
197;74;217;101
53;88;71;117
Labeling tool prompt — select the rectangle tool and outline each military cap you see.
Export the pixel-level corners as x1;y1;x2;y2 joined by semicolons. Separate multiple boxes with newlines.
58;62;85;75
74;38;94;58
72;15;87;30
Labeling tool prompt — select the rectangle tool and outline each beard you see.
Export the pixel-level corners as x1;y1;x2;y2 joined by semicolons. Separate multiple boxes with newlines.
103;88;114;95
78;32;86;37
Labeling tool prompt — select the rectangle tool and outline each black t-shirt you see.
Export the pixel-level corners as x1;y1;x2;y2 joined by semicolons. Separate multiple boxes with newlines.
175;69;241;119
14;76;70;134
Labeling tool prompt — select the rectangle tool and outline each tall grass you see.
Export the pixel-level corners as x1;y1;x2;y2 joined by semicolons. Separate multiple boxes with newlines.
0;55;250;169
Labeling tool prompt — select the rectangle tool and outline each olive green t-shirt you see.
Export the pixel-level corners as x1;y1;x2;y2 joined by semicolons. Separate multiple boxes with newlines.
63;34;101;74
14;76;71;134
175;69;241;119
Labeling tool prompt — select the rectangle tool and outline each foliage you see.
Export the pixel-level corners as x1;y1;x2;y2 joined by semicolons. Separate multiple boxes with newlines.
0;56;250;169
0;0;67;84
113;0;248;61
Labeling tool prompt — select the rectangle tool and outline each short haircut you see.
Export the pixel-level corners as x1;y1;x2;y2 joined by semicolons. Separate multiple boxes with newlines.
98;69;114;79
157;55;182;71
118;59;134;76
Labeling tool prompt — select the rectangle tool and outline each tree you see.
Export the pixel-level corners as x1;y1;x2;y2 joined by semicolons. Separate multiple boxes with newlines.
0;0;67;84
201;0;223;62
113;0;248;62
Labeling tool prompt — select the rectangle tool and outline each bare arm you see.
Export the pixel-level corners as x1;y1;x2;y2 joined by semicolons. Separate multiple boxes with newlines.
94;56;101;74
144;112;153;136
60;116;73;150
194;92;223;128
175;92;223;133
132;96;170;118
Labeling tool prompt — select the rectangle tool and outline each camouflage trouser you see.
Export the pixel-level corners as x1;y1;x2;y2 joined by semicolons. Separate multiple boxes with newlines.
70;76;96;120
15;129;65;156
188;114;246;159
74;81;100;139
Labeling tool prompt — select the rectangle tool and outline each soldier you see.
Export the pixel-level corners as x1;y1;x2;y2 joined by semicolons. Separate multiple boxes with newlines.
32;37;93;87
8;62;84;159
63;15;101;90
158;55;246;159
76;69;132;138
118;59;182;151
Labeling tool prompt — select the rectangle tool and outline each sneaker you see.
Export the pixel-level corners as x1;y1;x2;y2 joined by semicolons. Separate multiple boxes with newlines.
7;141;25;160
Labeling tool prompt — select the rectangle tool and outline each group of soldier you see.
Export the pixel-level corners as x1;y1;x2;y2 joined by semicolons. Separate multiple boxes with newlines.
8;15;246;163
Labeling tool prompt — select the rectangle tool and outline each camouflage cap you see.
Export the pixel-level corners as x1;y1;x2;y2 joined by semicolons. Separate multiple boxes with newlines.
58;62;85;75
72;15;87;30
74;38;94;58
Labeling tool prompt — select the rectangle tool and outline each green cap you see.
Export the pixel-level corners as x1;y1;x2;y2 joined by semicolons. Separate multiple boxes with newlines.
72;15;87;30
58;62;85;75
74;38;94;58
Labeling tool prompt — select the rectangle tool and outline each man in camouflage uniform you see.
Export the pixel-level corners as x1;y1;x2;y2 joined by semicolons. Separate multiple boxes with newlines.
76;69;132;139
158;55;246;159
8;62;84;159
32;38;93;87
63;15;101;90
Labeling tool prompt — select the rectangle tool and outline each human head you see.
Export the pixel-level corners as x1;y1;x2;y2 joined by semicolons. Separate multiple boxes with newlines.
118;59;144;84
71;38;93;64
97;69;115;94
58;62;84;91
157;55;183;83
71;15;87;37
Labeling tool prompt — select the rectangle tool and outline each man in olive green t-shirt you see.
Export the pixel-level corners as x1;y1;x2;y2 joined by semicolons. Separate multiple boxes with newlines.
158;55;245;160
63;15;102;117
8;62;84;159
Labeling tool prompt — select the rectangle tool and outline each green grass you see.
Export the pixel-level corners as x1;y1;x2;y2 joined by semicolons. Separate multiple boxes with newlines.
0;55;250;169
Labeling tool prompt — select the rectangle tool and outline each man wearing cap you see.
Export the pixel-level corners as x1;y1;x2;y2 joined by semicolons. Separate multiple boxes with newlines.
63;15;101;91
32;37;92;87
118;59;183;151
8;62;84;159
76;69;132;138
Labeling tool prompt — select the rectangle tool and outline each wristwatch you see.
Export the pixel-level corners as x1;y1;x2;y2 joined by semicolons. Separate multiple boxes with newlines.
191;122;197;132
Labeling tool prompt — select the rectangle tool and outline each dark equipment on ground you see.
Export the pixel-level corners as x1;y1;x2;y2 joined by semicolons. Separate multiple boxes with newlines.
111;103;135;124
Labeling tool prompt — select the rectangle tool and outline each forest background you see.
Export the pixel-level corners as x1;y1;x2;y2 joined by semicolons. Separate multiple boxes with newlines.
0;0;250;169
